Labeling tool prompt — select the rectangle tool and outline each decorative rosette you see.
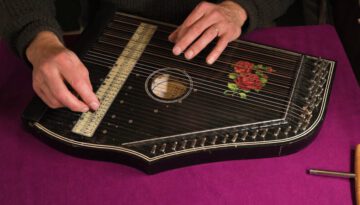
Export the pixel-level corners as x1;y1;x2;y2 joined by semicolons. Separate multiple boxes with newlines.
224;60;274;99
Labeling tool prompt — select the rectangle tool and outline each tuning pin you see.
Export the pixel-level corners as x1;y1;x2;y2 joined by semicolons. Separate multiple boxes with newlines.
273;127;281;137
190;138;197;148
231;133;239;143
180;140;187;150
211;135;218;145
222;134;229;143
251;130;259;140
260;128;268;138
150;144;157;155
284;126;292;136
160;143;167;153
200;137;206;147
241;131;249;141
171;141;178;151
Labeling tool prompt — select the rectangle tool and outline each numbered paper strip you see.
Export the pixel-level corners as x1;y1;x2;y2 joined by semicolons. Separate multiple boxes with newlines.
72;23;157;137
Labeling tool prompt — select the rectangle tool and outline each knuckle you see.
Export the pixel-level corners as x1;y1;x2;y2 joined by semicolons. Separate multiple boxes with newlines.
198;1;209;10
80;67;90;78
32;83;41;94
42;69;55;80
213;49;222;55
214;45;226;54
189;26;201;35
39;61;51;69
235;28;242;38
71;77;83;88
196;38;208;50
52;51;67;62
209;27;218;36
48;101;61;109
32;72;43;85
210;10;222;19
32;82;40;93
56;91;69;103
37;63;56;77
66;50;76;58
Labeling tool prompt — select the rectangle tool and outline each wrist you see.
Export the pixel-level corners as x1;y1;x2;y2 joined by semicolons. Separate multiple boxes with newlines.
26;31;64;64
220;1;248;26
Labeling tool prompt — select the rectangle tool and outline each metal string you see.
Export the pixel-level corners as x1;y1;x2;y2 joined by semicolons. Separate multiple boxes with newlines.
82;52;305;121
84;43;307;116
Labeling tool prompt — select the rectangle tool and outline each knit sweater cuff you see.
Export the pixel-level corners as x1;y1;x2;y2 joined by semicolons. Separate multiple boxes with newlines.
16;18;63;60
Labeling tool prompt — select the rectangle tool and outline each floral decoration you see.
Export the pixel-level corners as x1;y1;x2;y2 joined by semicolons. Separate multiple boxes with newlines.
224;60;274;99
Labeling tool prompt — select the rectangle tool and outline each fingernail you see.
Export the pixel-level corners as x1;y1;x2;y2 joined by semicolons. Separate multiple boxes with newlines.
173;46;182;55
185;50;193;59
90;102;100;110
207;57;215;65
81;107;89;113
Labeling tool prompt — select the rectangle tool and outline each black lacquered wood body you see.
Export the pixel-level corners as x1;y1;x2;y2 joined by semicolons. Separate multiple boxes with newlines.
22;8;336;174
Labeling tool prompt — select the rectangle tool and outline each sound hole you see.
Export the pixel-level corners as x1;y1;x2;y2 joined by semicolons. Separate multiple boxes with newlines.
145;68;193;103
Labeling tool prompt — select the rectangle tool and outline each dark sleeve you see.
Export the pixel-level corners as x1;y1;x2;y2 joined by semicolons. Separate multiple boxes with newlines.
218;0;296;32
0;0;63;59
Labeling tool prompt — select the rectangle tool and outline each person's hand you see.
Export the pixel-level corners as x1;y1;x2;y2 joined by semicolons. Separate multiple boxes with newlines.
26;31;100;112
169;1;247;64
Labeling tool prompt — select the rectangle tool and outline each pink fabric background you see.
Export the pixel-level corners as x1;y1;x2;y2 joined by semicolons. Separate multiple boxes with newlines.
0;25;359;204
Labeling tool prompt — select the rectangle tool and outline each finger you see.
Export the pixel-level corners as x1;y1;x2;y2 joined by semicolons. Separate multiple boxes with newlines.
206;34;231;64
46;69;90;113
172;15;218;56
36;85;62;109
182;2;209;27
169;27;179;43
184;25;219;60
61;51;100;111
169;2;209;43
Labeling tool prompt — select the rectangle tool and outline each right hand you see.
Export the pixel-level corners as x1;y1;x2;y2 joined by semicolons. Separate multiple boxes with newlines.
26;31;100;112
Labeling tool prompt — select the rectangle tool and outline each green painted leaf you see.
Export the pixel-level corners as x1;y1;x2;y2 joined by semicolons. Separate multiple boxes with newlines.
228;73;237;80
239;92;247;99
260;77;268;84
255;71;263;77
227;83;238;91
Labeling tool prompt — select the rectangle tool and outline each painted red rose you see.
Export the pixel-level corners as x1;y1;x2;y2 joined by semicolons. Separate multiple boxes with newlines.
235;73;262;91
234;61;254;74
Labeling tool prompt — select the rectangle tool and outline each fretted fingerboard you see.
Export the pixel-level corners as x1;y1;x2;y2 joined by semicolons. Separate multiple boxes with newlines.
72;23;157;137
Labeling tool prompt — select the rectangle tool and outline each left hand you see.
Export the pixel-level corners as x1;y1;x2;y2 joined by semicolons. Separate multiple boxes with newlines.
169;1;247;64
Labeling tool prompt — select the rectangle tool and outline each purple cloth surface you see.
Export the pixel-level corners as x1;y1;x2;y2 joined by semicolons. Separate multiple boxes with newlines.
0;25;359;205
